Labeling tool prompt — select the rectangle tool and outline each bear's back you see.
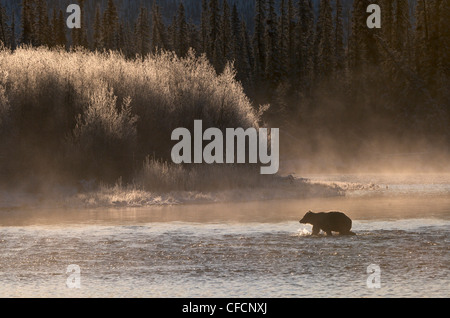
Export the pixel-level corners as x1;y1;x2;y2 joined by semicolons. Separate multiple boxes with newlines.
314;211;352;232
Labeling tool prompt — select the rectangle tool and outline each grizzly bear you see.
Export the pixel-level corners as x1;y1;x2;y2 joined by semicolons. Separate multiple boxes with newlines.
299;211;356;236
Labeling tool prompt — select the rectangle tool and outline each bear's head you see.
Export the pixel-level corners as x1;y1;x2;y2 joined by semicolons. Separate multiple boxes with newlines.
299;211;315;224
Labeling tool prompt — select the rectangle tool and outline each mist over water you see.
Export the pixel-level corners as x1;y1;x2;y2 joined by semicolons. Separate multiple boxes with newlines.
0;173;449;298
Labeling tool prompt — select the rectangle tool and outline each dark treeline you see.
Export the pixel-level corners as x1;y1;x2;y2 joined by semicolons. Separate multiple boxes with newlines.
1;0;449;167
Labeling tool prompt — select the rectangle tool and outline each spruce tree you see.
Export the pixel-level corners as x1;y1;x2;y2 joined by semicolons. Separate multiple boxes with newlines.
49;7;58;48
38;0;69;48
93;4;103;50
78;0;89;48
209;0;221;64
313;0;323;77
265;0;280;89
188;20;201;55
71;0;81;47
174;2;189;57
231;4;241;62
428;0;443;88
315;0;335;80
231;4;248;84
379;0;395;82
335;0;345;72
348;0;381;99
55;9;66;48
167;16;176;51
241;19;254;85
380;0;394;46
438;0;449;80
151;2;166;53
395;0;410;53
117;22;128;54
122;22;134;58
296;0;315;90
37;0;49;46
117;22;124;50
279;0;289;80
103;0;119;50
201;0;209;55
254;0;267;84
437;0;449;105
348;0;367;73
0;5;8;46
21;0;34;45
11;12;16;49
135;7;151;57
287;0;296;79
221;0;232;65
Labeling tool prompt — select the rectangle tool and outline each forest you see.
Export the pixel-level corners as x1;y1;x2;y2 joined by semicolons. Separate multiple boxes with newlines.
0;0;449;191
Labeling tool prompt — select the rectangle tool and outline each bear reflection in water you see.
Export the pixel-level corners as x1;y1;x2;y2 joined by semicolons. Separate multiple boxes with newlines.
299;211;356;236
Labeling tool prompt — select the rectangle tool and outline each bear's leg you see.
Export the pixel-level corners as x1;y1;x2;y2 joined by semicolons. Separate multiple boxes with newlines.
311;226;320;236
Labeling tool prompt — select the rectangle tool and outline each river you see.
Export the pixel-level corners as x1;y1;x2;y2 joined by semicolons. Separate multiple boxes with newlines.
0;174;449;297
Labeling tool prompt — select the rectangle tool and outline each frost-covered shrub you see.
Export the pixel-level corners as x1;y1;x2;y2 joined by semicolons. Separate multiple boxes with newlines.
0;46;260;185
0;71;13;178
0;71;9;132
71;81;138;181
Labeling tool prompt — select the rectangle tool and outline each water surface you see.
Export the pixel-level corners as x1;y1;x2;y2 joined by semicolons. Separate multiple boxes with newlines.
0;175;449;297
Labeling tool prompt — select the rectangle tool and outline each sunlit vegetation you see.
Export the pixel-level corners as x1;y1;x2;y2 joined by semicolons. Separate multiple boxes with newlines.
0;46;263;189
